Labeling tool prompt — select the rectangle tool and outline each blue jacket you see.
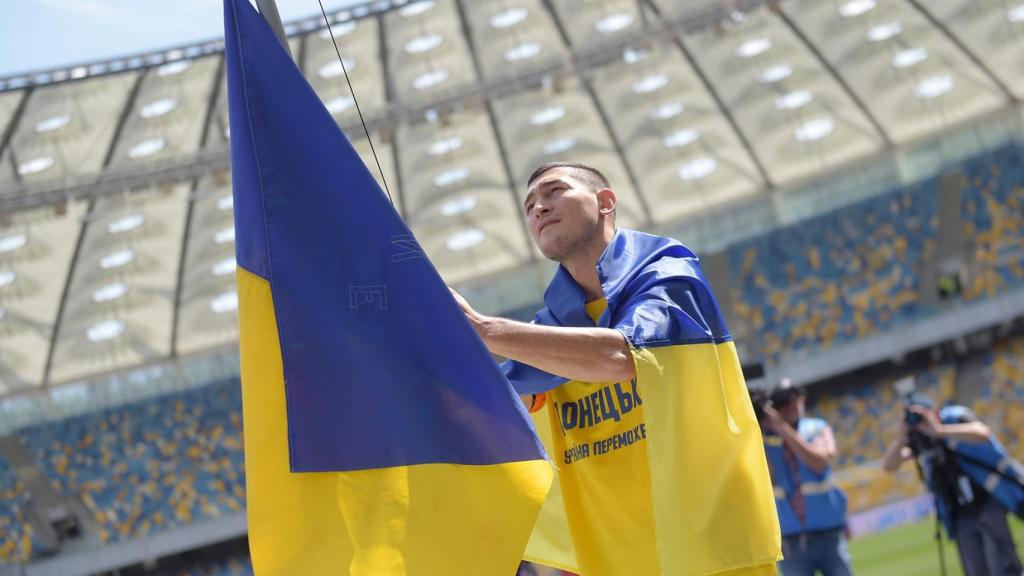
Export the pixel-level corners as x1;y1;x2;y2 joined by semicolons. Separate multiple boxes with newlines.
922;405;1024;536
765;417;848;536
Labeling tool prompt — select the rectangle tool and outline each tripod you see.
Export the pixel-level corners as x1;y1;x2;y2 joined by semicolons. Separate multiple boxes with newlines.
909;432;948;576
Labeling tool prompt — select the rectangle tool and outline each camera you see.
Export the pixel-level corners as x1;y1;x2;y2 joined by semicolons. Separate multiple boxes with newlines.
904;407;923;427
750;381;800;422
750;389;770;421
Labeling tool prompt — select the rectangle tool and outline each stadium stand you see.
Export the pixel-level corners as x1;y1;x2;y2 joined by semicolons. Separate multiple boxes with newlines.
0;455;35;563
961;145;1024;301
731;143;1024;366
973;336;1024;461
731;183;939;365
18;379;245;544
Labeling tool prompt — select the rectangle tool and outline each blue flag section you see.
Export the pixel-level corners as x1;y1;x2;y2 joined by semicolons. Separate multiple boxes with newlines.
225;0;551;572
225;0;544;473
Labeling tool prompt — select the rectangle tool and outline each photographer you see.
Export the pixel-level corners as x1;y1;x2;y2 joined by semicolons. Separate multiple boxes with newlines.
756;381;852;576
882;393;1023;576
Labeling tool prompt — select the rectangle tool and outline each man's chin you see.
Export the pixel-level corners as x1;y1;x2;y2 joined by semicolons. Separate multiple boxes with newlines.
537;243;566;262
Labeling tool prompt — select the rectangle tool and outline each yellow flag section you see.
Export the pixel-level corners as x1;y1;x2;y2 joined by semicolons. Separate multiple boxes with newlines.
524;341;779;576
238;268;552;575
638;340;780;576
523;409;578;572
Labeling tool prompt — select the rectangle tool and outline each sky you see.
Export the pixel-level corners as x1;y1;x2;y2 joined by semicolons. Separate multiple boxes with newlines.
0;0;365;77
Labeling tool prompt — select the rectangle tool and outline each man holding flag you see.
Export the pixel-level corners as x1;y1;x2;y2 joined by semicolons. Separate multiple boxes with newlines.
453;161;782;576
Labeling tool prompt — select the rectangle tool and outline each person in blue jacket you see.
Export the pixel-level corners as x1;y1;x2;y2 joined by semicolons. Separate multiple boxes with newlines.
759;380;852;576
883;393;1023;576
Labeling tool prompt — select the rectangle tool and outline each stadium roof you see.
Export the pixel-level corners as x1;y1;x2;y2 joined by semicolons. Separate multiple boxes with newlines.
0;0;1021;394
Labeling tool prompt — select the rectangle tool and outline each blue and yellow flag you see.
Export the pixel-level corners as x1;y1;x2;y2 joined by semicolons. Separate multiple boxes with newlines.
505;229;782;576
223;0;551;573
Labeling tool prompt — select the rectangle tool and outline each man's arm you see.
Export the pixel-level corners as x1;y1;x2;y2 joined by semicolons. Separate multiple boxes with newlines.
882;423;913;473
911;406;992;444
451;289;636;384
763;407;835;475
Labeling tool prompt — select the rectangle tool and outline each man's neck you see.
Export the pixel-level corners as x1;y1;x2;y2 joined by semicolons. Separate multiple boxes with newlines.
562;226;615;302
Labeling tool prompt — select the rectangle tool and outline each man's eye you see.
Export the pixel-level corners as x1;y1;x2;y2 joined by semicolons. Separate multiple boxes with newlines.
526;204;534;213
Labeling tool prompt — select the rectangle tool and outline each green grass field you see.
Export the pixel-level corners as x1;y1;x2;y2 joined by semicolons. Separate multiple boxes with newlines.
850;516;1024;575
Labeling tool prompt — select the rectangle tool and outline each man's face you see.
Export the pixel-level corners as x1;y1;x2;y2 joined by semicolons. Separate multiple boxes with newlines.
778;394;804;425
523;168;602;262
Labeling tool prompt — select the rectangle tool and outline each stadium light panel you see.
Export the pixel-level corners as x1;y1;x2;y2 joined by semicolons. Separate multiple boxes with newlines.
0;234;26;254
100;249;136;270
107;214;145;235
140;98;178;119
86;319;125;342
446;228;485;251
413;69;449;90
623;48;650;64
490;8;528;29
736;38;772;59
18;156;55;176
399;1;434;17
434;167;470;187
35;114;71;133
92;282;128;303
794;117;834;142
677;157;717;181
632;73;669;95
839;0;876;18
212;257;236;276
530;105;566;126
439;195;477;217
210;291;239;314
405;34;443;54
318;58;357;79
428;135;463;156
326;96;355;115
128;138;166;159
319;21;358;40
648;101;684;121
775;90;813;111
663;129;699;149
214;227;236;244
505;42;542;63
1009;4;1024;23
594;13;634;34
915;75;954;99
891;47;928;69
757;63;793;84
866;21;902;42
217;195;234;211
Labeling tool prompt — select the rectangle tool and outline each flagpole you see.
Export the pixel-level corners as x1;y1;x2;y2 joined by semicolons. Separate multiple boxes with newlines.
255;0;292;56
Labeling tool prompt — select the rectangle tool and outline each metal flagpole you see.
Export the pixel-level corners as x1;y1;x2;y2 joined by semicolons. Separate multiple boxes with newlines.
255;0;292;56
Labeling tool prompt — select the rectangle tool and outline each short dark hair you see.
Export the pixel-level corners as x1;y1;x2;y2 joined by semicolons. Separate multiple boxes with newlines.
527;161;611;191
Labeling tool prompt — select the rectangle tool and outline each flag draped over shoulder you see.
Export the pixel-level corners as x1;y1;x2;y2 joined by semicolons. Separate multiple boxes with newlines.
506;229;782;576
223;0;551;573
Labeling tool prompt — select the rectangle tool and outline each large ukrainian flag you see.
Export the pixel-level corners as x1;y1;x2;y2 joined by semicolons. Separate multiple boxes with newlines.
223;0;551;573
505;229;781;576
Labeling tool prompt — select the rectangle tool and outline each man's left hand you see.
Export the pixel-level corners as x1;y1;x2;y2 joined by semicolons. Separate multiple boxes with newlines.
909;406;943;438
450;288;484;329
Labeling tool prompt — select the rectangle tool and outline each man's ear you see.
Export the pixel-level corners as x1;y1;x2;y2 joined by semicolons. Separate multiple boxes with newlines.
596;188;617;216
